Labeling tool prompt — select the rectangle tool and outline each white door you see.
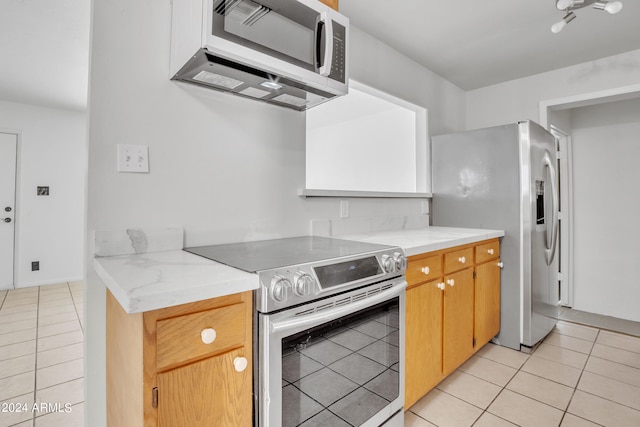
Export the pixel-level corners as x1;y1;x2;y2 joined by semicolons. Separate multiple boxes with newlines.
0;133;17;289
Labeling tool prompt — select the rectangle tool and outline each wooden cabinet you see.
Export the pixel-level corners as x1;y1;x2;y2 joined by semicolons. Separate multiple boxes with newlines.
404;238;501;409
474;240;501;348
319;0;339;11
405;278;442;408
107;290;252;427
442;268;474;375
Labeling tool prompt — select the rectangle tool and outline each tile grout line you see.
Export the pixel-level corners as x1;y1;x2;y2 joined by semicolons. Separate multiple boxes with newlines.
31;285;42;425
423;326;612;426
557;328;603;427
575;331;640;414
69;282;84;335
468;347;532;427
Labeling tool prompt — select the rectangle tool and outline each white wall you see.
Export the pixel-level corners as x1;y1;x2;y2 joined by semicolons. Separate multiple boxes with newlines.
351;27;465;136
85;1;467;425
569;98;640;322
0;100;86;288
466;49;640;130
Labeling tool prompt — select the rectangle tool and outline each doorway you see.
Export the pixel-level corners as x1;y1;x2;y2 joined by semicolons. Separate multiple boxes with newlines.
0;132;17;290
540;84;640;319
549;125;572;307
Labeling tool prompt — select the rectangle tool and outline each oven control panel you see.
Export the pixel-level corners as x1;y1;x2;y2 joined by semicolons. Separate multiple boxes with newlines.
256;248;406;313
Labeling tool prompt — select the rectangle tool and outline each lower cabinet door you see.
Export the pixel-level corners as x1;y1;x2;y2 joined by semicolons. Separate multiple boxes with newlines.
474;259;501;348
443;268;475;375
405;281;443;409
157;347;251;427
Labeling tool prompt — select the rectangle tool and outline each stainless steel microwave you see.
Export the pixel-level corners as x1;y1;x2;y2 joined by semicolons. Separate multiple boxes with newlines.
170;0;349;110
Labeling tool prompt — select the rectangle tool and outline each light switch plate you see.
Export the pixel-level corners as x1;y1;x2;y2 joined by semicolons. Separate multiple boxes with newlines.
421;200;429;215
339;200;349;219
117;144;149;173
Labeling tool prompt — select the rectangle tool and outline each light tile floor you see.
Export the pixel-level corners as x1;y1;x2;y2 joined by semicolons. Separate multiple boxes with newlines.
0;282;84;427
3;282;640;427
406;320;640;427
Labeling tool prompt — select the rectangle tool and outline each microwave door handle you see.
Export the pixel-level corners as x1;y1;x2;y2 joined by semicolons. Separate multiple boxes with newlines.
315;11;333;76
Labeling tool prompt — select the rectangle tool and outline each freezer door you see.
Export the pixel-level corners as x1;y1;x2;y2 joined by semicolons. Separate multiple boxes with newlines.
521;121;559;347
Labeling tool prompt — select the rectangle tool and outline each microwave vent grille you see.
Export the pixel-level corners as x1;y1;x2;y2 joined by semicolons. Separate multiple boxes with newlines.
215;0;272;26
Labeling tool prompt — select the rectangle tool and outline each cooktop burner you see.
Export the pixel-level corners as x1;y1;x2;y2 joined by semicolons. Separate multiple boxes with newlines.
184;236;394;273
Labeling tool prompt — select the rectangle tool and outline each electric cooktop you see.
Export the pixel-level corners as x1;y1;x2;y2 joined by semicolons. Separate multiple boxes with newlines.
184;236;395;273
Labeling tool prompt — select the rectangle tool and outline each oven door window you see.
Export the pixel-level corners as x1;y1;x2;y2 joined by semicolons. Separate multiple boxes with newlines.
280;298;400;427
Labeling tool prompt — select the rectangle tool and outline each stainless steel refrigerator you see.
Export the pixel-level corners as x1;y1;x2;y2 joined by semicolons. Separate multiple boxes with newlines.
431;120;559;351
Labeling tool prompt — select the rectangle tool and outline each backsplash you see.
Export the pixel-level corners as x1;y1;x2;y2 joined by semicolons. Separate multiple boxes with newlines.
94;226;183;257
311;213;429;237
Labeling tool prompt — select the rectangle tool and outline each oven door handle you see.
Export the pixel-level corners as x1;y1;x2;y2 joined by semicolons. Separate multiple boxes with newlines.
270;282;406;335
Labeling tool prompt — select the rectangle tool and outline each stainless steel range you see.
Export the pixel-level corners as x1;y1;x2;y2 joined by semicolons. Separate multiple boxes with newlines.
185;236;407;427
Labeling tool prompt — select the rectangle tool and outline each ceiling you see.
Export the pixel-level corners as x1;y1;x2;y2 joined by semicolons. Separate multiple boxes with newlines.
0;0;638;111
0;0;90;112
340;0;640;90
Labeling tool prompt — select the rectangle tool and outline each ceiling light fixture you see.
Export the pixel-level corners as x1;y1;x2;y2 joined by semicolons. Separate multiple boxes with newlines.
551;0;623;33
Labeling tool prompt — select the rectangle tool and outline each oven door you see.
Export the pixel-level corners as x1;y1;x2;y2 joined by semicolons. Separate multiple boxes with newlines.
257;280;405;427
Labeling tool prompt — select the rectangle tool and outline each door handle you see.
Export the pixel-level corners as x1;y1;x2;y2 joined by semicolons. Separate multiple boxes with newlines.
315;11;333;76
543;150;559;266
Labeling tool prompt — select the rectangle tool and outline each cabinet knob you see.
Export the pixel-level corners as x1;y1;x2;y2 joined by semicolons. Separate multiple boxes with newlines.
497;262;504;269
458;256;466;264
437;282;445;290
421;266;430;275
488;249;494;255
446;279;455;287
233;357;248;372
201;328;217;345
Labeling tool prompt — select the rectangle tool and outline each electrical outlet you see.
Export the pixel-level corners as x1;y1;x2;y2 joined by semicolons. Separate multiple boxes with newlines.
117;144;149;173
340;200;349;219
31;261;39;271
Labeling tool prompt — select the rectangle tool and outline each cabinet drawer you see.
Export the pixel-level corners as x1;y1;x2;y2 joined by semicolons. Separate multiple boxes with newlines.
156;302;246;370
475;240;500;264
444;247;473;274
406;255;442;287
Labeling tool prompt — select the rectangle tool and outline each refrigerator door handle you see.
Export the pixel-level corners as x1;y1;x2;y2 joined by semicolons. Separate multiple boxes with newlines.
543;151;559;266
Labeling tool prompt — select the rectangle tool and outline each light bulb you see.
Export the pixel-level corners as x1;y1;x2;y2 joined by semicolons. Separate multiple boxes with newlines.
556;0;574;10
594;1;624;14
605;1;623;14
260;81;283;90
551;11;576;33
551;20;567;33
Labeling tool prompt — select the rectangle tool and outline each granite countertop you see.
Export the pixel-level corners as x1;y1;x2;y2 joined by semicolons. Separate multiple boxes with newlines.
94;226;504;314
339;226;504;256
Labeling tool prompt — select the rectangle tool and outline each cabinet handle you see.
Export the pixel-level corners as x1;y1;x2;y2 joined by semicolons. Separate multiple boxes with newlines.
421;266;430;275
437;282;445;290
488;248;494;255
234;357;248;372
458;256;466;264
497;262;504;268
201;328;217;345
446;279;455;287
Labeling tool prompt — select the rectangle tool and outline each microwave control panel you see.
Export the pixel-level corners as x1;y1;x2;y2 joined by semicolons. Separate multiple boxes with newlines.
329;21;346;84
